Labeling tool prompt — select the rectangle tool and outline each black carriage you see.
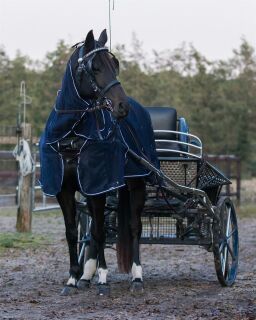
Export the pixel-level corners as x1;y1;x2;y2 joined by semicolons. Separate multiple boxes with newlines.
76;106;239;287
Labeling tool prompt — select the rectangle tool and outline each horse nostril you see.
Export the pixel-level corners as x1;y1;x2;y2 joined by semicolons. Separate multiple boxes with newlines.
112;101;130;119
119;102;130;115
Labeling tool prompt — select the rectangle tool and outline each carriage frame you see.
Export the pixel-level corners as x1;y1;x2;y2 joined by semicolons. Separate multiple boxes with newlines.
76;106;239;287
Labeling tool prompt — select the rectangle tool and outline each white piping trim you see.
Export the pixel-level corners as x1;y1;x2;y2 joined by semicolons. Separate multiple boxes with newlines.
49;144;65;192
77;109;106;133
45;112;86;144
38;179;56;197
77;176;126;196
69;62;90;105
118;125;131;160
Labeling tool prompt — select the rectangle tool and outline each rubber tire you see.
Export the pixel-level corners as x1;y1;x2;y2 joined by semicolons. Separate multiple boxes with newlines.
213;197;239;286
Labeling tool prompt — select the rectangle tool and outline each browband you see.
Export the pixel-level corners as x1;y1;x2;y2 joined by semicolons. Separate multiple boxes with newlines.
78;47;109;63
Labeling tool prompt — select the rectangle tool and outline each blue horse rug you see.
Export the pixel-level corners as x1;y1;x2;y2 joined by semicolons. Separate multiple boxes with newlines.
39;61;159;196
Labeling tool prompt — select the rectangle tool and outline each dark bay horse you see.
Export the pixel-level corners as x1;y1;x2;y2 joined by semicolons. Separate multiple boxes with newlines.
39;29;158;295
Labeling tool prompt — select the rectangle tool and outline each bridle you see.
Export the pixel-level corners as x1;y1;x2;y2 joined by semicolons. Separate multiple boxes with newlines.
55;43;121;114
77;45;120;96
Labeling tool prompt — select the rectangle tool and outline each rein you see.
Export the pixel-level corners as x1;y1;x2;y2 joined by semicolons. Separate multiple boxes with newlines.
54;97;113;114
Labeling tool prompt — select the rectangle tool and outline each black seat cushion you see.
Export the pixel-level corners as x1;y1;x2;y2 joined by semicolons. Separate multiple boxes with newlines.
145;106;177;140
145;106;182;157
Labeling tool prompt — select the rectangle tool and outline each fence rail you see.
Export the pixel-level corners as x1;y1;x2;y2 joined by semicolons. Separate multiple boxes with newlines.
0;148;241;209
0;126;17;136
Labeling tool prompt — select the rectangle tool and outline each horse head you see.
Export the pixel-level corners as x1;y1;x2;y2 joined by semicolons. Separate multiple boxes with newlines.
71;29;130;119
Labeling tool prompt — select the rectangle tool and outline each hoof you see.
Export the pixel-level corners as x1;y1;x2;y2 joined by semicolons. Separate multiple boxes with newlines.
77;279;90;290
97;283;110;296
60;285;77;296
130;279;144;294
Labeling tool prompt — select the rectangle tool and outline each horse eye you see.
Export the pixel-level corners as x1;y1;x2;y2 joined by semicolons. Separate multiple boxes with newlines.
92;62;100;73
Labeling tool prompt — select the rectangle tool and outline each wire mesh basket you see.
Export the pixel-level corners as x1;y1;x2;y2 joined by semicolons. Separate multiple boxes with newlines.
196;160;231;189
141;215;188;239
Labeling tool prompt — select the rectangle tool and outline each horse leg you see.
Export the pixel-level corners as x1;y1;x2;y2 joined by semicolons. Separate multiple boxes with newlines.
57;185;79;295
127;178;146;293
78;194;110;295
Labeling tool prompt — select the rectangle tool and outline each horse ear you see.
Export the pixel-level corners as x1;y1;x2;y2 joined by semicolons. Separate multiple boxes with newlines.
98;29;108;46
84;30;95;53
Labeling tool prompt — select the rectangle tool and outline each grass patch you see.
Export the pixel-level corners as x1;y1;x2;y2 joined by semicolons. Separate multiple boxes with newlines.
35;209;62;218
0;208;61;218
237;204;256;218
0;232;48;252
0;208;17;217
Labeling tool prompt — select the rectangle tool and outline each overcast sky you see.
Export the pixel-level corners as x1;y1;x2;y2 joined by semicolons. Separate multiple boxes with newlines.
0;0;256;61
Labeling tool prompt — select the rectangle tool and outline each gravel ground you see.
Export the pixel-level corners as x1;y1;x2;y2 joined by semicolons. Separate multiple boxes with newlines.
0;210;255;320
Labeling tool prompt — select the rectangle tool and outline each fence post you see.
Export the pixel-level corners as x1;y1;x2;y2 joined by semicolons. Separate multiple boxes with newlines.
236;158;241;205
16;123;33;232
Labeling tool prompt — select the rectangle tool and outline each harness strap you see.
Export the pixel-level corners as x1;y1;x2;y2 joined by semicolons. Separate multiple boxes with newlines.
54;97;113;114
76;44;120;99
78;47;109;62
100;80;120;96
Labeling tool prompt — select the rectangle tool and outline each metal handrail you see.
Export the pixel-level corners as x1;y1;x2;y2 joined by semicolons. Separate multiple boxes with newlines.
154;130;203;158
155;148;202;159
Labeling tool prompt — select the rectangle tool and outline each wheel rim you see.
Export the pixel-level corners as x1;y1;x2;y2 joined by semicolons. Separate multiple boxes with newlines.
214;197;239;286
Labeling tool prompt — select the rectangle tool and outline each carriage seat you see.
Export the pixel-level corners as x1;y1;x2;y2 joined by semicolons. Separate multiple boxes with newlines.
145;106;185;158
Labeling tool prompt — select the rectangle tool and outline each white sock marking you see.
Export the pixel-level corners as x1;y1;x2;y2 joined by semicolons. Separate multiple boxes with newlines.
81;259;97;280
67;276;76;286
98;268;108;284
132;262;143;281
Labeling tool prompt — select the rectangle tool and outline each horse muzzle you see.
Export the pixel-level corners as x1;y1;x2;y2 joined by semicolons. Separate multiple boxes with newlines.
112;101;130;119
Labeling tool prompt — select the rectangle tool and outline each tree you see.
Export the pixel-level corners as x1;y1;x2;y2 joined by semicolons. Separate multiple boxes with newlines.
1;38;256;175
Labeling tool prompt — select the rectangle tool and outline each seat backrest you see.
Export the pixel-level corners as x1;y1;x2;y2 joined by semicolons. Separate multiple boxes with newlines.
145;106;177;140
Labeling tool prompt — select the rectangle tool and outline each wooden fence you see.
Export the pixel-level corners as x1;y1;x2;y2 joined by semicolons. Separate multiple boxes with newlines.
0;124;34;232
0;150;242;206
0;124;242;233
0;125;18;144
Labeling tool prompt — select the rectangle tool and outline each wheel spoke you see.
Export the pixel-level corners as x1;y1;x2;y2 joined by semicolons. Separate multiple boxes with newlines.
219;241;224;253
221;245;228;275
214;198;239;286
78;242;86;264
225;207;231;238
227;226;237;240
227;242;236;262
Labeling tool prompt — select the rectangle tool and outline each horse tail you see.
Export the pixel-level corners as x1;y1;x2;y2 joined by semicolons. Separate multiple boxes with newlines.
116;185;133;273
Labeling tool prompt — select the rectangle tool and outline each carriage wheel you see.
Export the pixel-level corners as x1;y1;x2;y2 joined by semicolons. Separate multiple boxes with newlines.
213;197;239;286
